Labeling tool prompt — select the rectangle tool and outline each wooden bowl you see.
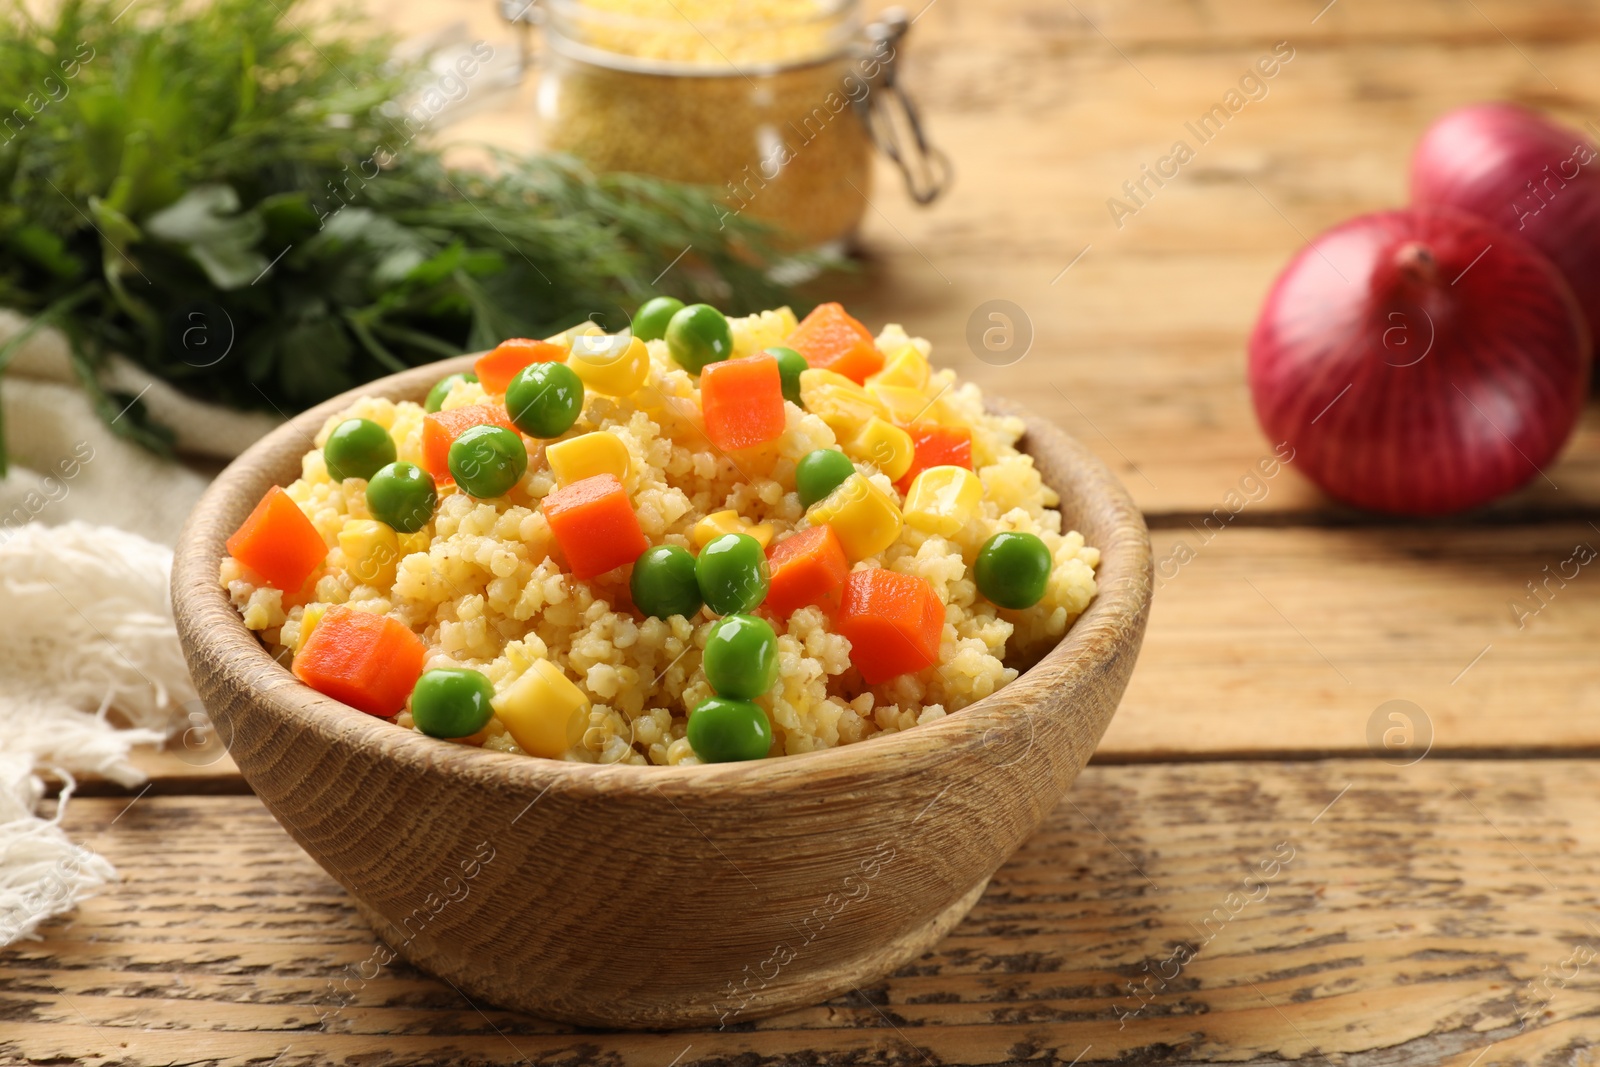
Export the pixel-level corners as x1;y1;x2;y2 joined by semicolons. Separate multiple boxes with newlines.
171;356;1152;1029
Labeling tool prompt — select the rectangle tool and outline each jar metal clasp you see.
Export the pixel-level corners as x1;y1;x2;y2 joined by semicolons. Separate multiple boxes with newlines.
500;0;543;73
855;7;951;205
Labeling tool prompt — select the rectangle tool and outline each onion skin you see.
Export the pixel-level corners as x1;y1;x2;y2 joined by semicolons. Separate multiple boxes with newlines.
1248;208;1590;516
1411;103;1600;340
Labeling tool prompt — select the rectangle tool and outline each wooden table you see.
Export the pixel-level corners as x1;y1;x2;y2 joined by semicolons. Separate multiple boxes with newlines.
6;0;1600;1062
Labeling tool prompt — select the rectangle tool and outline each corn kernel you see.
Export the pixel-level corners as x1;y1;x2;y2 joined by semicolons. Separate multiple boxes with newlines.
806;473;902;561
569;334;649;396
844;417;914;482
902;465;982;537
338;519;399;589
493;660;590;758
692;509;774;550
295;603;327;653
547;431;632;487
799;368;889;439
868;346;929;390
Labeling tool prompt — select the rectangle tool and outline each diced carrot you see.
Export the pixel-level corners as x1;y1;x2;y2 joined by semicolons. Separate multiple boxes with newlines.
226;485;327;593
474;339;566;394
540;473;649;580
785;302;883;384
836;569;945;684
422;403;518;480
700;353;786;452
764;525;849;620
292;605;426;717
895;422;973;493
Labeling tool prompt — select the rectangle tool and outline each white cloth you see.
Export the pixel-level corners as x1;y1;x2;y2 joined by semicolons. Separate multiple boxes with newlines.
0;522;203;942
0;313;273;945
0;753;116;945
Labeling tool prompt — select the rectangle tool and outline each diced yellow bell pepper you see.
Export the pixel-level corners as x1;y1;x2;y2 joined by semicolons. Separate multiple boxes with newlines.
799;368;889;439
547;430;632;487
806;473;903;561
295;603;327;653
844;417;914;482
493;660;590;758
569;334;649;397
902;465;982;537
339;519;400;589
692;509;774;550
868;346;930;390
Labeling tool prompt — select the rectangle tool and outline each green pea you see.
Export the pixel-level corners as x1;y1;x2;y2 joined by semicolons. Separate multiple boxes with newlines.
410;667;496;738
505;361;584;438
424;371;478;413
448;424;528;499
665;303;733;374
630;544;702;619
632;296;685;343
695;532;769;616
324;418;396;482
687;696;772;762
974;531;1053;609
702;613;778;700
365;462;438;533
765;346;809;408
796;448;855;508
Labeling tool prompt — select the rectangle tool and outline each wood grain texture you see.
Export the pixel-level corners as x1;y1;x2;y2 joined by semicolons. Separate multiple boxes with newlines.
1101;522;1600;759
6;760;1598;1065
168;359;1151;1026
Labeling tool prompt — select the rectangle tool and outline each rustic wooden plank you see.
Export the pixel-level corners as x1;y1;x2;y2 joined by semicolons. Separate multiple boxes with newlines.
4;762;1598;1064
114;748;242;793
37;748;246;799
1102;522;1600;759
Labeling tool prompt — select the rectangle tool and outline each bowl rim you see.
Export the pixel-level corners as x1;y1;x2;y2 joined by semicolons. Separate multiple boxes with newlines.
173;354;1151;798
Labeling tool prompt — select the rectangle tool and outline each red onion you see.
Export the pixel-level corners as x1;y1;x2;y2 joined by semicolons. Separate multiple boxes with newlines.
1248;208;1590;515
1411;103;1600;340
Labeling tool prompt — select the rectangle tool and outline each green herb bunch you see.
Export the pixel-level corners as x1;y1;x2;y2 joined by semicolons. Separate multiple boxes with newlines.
0;0;797;469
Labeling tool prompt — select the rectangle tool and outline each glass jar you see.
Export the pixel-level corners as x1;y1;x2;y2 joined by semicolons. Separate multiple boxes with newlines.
509;0;947;251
